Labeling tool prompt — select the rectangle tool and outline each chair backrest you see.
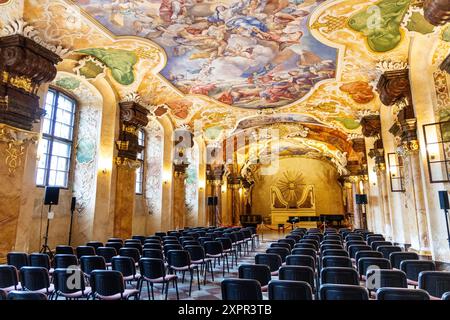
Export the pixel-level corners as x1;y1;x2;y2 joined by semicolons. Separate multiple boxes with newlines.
90;270;124;299
167;250;191;268
53;268;86;294
371;241;392;250
294;243;316;251
285;235;301;243
299;239;319;251
285;254;316;270
105;242;123;253
142;249;164;260
111;256;136;277
55;245;74;255
268;280;313;300
155;232;167;238
321;256;352;269
324;235;342;242
76;246;96;259
358;257;391;276
132;235;146;244
255;254;282;272
0;265;19;289
29;253;51;270
345;240;366;251
7;290;47;300
144;243;163;250
265;248;290;263
319;284;369;300
400;260;436;282
320;267;359;285
365;269;407;291
139;258;166;280
321;240;342;246
96;247;117;263
19;267;50;291
163;244;183;256
185;245;206;261
119;247;140;264
345;235;364;242
377;246;402;259
278;266;315;290
221;279;262;300
355;250;383;264
278;238;295;248
348;245;372;259
80;256;106;275
389;252;419;269
216;238;233;251
123;243;143;255
7;252;28;270
107;238;123;244
320;244;344;253
322;249;348;257
146;236;162;242
204;241;223;255
418;271;450;298
238;264;271;287
54;254;78;269
376;287;430;300
86;241;104;251
0;289;5;300
269;242;291;251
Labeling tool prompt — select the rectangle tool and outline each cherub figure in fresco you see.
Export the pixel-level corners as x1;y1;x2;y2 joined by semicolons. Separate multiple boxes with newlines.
159;0;187;23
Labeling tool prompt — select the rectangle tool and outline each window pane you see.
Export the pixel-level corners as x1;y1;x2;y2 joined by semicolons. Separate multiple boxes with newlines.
56;171;67;187
36;169;46;186
52;141;71;157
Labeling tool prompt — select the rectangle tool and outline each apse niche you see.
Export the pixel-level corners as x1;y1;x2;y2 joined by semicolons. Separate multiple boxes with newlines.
74;0;337;108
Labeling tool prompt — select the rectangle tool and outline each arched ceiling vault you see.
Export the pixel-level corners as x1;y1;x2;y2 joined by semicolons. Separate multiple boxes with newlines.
3;0;449;167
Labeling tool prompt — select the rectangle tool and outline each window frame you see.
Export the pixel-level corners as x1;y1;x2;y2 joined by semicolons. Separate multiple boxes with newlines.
36;87;78;189
135;128;145;195
423;120;450;183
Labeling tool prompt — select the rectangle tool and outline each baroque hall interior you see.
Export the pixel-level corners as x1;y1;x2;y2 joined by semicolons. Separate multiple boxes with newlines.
0;0;449;301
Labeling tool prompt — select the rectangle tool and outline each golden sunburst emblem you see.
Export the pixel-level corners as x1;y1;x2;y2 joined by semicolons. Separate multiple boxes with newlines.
276;171;305;204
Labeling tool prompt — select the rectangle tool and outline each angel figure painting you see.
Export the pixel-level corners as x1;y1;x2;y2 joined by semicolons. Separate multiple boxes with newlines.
75;0;337;108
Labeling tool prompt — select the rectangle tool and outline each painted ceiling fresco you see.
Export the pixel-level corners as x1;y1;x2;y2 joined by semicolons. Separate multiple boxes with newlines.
73;0;337;109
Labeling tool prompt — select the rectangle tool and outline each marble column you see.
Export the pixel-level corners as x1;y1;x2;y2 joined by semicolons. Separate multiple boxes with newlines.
0;34;61;261
172;164;187;230
377;166;393;239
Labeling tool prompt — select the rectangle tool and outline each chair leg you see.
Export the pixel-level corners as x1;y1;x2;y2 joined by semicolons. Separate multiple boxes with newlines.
165;280;169;300
188;269;193;296
225;254;230;273
196;267;200;290
175;279;179;300
210;260;215;282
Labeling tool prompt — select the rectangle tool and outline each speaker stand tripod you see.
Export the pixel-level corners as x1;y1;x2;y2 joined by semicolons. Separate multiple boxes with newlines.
40;204;54;259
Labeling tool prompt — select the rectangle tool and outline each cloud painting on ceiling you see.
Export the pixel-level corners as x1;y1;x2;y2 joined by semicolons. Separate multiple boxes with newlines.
74;0;337;109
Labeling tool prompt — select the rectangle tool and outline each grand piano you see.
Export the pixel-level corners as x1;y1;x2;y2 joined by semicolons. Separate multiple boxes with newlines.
239;214;263;228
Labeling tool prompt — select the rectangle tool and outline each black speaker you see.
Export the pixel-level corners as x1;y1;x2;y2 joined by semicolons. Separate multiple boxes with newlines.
207;196;218;206
44;187;60;205
439;191;450;210
71;197;76;211
355;194;368;205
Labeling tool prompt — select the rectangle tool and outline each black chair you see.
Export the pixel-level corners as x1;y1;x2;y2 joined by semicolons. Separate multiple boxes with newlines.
324;235;342;242
358;258;391;279
155;232;167;238
204;241;230;276
86;241;103;252
367;236;385;246
345;235;364;242
320;267;359;285
255;253;282;276
163;244;183;257
76;246;96;259
7;290;47;300
145;243;163;250
268;280;313;300
0;265;20;292
400;260;436;287
278;238;295;249
371;241;392;251
320;244;343;253
216;237;238;267
376;287;430;300
286;235;301;243
0;289;5;300
238;264;271;292
105;242;123;253
286;254;316;271
54;254;78;269
112;256;140;284
53;268;91;300
132;235;146;244
80;256;106;278
322;249;348;257
7;252;28;270
355;250;383;264
123;243;143;255
266;248;290;263
107;238;123;244
29;253;52;273
90;270;139;300
19;267;54;298
377;245;402;259
278;266;315;292
321;256;352;268
299;239;319;251
365;269;407;295
145;236;162;243
96;247;117;266
167;250;200;296
321;240;342;246
270;242;291;251
348;245;372;259
319;284;369;300
291;248;316;258
139;258;179;300
418;271;450;300
55;245;74;255
389;252;419;269
221;279;262;300
142;249;164;260
294;243;316;251
119;247;141;266
185;245;214;284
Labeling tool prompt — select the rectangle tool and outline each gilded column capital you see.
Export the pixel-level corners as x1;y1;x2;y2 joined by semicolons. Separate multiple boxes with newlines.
114;157;141;170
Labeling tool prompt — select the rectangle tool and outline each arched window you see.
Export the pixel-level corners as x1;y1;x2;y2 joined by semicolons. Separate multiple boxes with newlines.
36;88;77;188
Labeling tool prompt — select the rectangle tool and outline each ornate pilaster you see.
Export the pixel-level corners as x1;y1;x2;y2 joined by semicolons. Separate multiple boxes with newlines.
173;163;188;230
206;164;224;226
113;97;149;239
227;172;242;226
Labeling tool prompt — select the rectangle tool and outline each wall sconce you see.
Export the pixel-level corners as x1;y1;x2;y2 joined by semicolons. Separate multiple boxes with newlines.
221;183;227;193
423;121;450;183
162;170;172;184
98;156;112;174
387;152;405;192
198;180;205;191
